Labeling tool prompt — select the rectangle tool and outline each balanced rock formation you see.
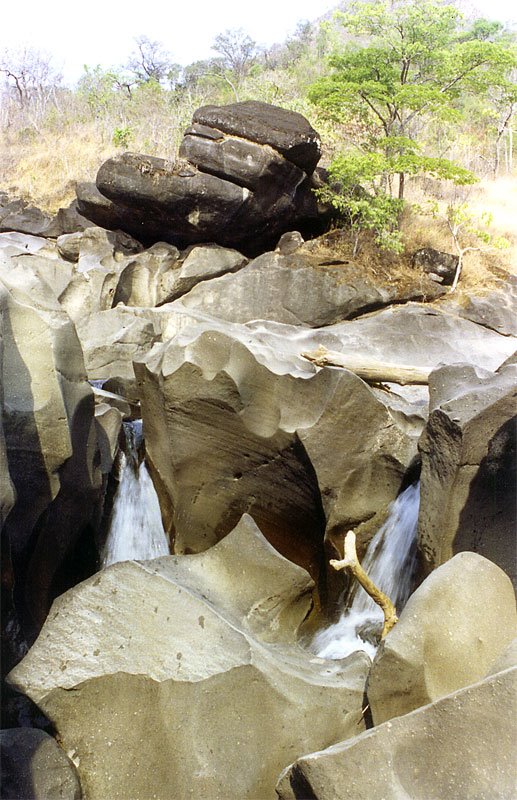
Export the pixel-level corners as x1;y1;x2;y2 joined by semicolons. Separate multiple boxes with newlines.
276;665;517;800
366;551;517;725
76;101;331;253
8;516;370;800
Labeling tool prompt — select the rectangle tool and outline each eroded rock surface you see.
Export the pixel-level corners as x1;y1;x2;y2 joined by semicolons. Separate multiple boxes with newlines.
366;552;517;725
0;728;82;800
8;516;370;800
418;362;517;583
277;665;517;800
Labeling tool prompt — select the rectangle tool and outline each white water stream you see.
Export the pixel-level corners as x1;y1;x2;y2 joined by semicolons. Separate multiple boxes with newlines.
312;481;420;660
102;422;170;568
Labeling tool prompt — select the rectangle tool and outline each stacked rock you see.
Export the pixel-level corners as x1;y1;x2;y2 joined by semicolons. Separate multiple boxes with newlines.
76;101;331;254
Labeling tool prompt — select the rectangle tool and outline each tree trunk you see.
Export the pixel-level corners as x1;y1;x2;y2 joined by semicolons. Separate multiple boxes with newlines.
330;531;398;638
302;347;431;385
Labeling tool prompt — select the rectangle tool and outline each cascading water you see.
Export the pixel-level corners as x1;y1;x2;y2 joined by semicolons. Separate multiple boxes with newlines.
101;420;170;568
311;481;420;660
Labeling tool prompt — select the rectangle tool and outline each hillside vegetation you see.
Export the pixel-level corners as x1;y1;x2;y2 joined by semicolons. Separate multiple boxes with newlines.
1;0;515;282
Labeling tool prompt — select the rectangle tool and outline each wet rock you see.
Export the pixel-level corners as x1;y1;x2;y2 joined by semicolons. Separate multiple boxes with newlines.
0;728;82;800
366;552;517;725
8;516;370;800
276;665;517;800
418;362;517;583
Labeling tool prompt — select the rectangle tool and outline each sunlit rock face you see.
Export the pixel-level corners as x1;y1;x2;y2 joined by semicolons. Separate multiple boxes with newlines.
366;551;517;725
0;260;102;637
8;516;371;800
418;362;517;585
276;665;517;800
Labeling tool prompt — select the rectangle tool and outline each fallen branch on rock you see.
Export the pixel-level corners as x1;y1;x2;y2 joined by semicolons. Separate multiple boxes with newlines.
302;346;431;386
330;531;398;638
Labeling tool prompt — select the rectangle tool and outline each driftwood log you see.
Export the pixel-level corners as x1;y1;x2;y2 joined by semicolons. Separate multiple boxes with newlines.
330;530;398;638
302;346;431;386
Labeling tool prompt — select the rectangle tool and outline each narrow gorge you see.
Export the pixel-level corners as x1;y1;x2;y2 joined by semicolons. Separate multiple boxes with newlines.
1;101;516;800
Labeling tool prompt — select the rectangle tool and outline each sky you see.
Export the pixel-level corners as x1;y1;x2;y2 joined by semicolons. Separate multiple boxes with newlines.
1;0;516;86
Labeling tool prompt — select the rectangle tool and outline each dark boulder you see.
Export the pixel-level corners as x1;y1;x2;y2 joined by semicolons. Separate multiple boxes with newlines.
76;102;332;255
191;100;321;172
412;247;459;285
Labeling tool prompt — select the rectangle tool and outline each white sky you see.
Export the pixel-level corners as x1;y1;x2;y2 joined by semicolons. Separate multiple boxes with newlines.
1;0;515;86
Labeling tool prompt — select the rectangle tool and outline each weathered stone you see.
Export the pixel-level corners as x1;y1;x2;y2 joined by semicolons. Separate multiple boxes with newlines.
366;552;517;725
161;243;247;303
0;203;53;236
276;666;517;800
180;131;306;192
192;101;321;172
76;307;161;380
0;728;82;800
135;313;423;592
94;403;124;474
112;241;181;307
178;252;444;327
0;261;102;635
8;516;370;800
96;152;248;233
412;246;458;284
276;231;305;255
418;362;517;583
440;276;517;336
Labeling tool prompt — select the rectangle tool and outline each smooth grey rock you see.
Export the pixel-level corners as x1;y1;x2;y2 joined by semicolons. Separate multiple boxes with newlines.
76;307;160;380
367;552;517;725
0;262;102;633
440;276;517;336
0;728;82;800
276;666;517;800
8;516;370;800
418;362;517;583
135;316;423;593
179;252;443;327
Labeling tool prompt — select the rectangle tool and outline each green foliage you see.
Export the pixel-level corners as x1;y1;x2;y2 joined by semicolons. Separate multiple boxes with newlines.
112;125;132;148
309;0;516;196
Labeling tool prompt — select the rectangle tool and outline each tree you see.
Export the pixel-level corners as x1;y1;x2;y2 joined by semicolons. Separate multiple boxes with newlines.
127;36;180;87
309;0;516;202
0;47;62;129
211;28;257;83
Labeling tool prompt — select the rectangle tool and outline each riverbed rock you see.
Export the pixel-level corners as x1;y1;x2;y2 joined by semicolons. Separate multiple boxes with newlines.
178;250;444;327
0;728;82;800
135;310;423;596
0;260;102;636
76;307;161;380
366;552;517;725
276;665;517;800
439;275;517;336
8;515;370;800
418;362;517;583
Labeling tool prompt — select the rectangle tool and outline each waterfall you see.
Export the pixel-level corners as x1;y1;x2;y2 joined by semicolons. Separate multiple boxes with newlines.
101;421;170;568
311;481;420;660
